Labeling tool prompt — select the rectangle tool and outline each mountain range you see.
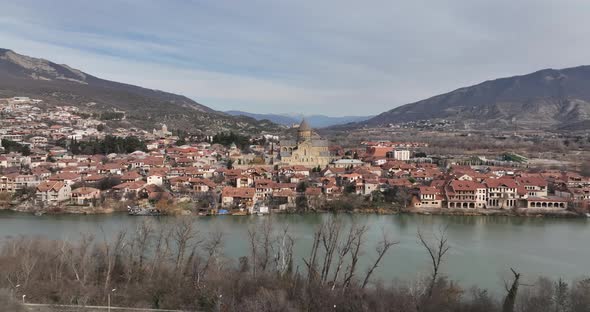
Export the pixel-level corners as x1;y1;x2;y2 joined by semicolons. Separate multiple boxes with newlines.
0;48;280;134
225;110;372;128
2;48;589;133
360;66;590;130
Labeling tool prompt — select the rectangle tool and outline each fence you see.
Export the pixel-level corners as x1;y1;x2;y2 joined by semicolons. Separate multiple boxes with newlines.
24;303;189;312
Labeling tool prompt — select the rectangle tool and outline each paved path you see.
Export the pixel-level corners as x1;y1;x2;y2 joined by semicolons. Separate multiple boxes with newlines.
24;303;189;312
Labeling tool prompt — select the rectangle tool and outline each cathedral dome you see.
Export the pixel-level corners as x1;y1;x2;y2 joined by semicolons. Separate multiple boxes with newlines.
299;119;311;131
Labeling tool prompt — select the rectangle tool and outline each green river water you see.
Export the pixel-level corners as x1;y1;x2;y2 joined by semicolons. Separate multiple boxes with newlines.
0;211;588;293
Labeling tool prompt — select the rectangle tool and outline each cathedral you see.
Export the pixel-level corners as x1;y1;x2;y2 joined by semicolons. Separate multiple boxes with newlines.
153;124;172;138
279;119;332;168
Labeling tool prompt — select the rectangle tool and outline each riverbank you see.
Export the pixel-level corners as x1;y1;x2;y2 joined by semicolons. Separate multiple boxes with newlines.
403;207;582;218
1;202;584;218
0;192;584;218
0;202;117;215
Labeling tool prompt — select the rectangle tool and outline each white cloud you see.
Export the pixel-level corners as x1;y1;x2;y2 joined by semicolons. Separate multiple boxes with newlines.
0;0;589;115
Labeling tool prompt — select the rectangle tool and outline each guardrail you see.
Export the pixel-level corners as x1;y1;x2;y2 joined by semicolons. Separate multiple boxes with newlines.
24;303;189;312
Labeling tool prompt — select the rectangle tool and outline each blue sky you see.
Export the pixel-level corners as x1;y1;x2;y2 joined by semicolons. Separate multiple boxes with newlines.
1;0;589;116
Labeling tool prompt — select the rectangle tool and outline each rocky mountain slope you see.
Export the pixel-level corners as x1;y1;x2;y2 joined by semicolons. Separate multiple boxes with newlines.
0;48;280;134
363;66;590;130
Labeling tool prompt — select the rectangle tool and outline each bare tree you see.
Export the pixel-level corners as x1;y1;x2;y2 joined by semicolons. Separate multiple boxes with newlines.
417;226;450;298
172;219;199;271
331;225;357;290
553;278;569;312
502;268;520;312
259;219;273;272
133;220;154;272
64;233;94;287
273;226;294;277
102;229;127;291
303;225;323;283
319;217;341;284
342;224;368;289
149;224;172;281
248;226;258;278
362;229;398;288
19;239;39;287
197;231;224;285
4;227;590;312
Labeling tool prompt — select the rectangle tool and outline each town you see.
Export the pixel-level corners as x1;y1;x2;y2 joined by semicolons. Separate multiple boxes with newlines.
0;96;589;217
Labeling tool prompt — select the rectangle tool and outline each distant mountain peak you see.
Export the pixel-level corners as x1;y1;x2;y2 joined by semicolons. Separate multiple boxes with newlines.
0;49;88;84
225;110;374;128
0;48;282;134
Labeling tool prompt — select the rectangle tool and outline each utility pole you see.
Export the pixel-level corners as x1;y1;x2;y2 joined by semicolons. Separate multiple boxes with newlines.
108;288;116;312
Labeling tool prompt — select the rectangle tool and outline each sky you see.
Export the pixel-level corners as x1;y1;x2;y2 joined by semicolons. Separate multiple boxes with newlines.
1;0;589;116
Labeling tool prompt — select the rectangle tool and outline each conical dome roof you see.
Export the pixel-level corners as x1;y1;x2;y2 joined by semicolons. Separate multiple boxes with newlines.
299;118;312;131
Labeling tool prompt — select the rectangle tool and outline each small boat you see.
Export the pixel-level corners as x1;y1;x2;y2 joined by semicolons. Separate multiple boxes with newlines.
127;205;162;216
34;211;45;216
585;213;590;218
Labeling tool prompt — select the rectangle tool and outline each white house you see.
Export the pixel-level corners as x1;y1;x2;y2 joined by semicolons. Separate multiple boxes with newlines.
392;150;410;161
332;159;364;168
147;174;164;186
36;181;71;205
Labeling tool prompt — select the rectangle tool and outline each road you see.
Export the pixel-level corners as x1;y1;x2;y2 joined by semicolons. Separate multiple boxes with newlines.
24;303;188;312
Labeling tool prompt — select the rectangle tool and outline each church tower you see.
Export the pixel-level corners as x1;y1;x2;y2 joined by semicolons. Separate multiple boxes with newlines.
279;118;331;168
297;119;312;143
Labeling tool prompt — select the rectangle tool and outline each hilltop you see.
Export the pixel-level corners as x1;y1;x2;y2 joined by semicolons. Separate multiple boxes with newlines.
0;48;280;134
360;66;590;130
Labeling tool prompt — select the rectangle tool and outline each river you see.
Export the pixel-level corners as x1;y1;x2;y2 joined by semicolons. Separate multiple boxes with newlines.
0;211;588;294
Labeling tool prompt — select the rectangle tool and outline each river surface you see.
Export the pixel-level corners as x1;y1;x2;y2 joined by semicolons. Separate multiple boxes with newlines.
0;211;588;293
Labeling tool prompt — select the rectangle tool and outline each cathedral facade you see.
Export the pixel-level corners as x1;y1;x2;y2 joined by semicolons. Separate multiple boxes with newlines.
279;119;332;168
153;124;172;138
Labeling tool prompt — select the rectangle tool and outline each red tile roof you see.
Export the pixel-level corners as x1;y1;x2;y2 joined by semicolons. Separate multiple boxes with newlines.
37;181;67;192
484;178;518;189
449;180;485;192
273;189;296;197
305;187;322;196
222;187;256;198
72;187;100;196
113;181;146;190
515;176;548;187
